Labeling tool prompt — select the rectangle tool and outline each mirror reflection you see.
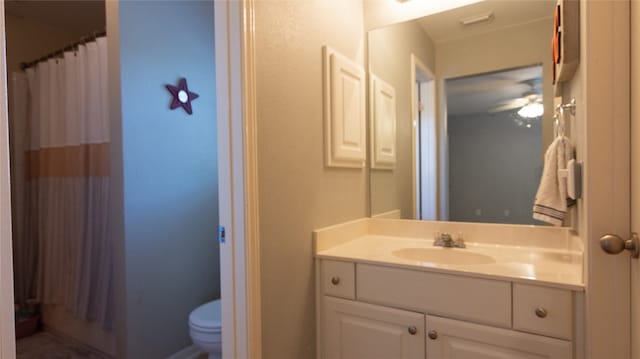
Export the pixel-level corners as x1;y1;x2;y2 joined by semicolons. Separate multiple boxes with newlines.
368;0;557;225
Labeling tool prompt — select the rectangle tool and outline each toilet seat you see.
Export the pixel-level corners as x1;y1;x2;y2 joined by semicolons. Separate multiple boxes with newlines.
189;299;222;358
189;300;222;330
190;322;222;333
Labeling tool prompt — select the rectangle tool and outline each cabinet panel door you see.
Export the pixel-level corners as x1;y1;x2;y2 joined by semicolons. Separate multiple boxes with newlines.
426;315;572;359
323;296;425;359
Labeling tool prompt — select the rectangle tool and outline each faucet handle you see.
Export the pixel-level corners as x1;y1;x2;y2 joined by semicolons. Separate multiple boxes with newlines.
454;232;466;248
433;231;444;246
434;232;454;247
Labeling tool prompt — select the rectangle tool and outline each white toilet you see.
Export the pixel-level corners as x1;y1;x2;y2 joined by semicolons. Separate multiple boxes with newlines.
189;299;222;359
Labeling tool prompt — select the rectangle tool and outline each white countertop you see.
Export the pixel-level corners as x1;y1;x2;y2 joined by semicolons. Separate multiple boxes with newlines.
316;235;584;291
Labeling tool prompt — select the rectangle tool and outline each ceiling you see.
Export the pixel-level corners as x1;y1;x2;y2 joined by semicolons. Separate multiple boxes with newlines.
446;65;543;117
5;0;105;38
419;0;555;43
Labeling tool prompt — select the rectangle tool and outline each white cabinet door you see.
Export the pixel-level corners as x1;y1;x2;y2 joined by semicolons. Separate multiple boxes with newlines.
322;296;425;359
426;315;572;359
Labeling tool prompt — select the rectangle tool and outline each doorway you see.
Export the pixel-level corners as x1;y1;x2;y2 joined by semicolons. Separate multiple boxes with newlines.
4;2;112;357
411;55;436;221
1;1;226;358
444;65;544;225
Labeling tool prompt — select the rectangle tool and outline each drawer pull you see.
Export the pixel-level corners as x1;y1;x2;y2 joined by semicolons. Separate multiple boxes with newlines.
535;307;548;318
408;326;417;335
428;330;438;340
331;276;340;285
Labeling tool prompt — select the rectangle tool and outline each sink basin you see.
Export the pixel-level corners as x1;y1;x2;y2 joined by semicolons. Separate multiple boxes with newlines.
392;248;496;265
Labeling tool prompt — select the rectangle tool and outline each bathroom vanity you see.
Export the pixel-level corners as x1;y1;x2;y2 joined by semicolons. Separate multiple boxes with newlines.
314;219;584;359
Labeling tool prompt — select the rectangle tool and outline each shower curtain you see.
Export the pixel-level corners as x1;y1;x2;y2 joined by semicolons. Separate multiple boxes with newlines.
11;37;113;329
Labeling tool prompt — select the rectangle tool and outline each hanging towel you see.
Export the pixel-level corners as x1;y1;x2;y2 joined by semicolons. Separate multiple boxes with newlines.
533;136;574;226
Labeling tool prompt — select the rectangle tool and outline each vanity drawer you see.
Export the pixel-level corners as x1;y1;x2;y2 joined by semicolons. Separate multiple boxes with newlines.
513;283;573;340
321;260;355;299
357;264;511;327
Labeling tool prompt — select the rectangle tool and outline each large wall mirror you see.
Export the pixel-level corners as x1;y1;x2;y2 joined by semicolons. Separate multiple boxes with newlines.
368;0;559;225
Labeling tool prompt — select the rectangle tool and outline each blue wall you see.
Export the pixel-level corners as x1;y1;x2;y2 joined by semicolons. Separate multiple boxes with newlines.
448;110;542;225
116;1;218;357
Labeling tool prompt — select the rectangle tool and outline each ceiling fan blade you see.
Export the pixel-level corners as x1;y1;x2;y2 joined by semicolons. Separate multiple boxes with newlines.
488;98;529;113
488;102;524;113
520;78;543;90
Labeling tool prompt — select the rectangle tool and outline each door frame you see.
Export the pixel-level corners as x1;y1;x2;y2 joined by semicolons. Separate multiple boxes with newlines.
582;1;631;358
214;1;262;359
631;1;640;358
0;0;17;356
410;54;436;220
0;1;261;358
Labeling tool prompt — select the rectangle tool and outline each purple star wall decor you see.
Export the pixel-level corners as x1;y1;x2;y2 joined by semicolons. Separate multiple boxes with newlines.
166;78;199;115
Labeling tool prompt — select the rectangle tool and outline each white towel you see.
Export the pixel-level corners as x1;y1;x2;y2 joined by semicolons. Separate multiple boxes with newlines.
533;136;574;226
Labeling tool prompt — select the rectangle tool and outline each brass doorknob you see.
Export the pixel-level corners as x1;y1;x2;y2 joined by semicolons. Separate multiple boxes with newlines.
428;330;438;340
600;233;639;258
408;326;417;335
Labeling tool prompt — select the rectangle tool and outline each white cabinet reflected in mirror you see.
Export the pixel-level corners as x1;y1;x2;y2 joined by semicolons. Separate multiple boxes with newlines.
368;0;561;226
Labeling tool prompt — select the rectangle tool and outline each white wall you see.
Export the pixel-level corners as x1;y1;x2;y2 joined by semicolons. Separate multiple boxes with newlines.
254;1;367;358
109;2;219;357
368;20;435;218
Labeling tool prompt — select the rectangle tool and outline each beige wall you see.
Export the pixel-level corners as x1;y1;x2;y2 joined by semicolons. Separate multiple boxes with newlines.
254;1;367;358
369;20;435;218
559;30;584;234
4;14;77;74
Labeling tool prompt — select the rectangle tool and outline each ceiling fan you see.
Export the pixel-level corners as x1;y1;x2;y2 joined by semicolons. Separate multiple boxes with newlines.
488;79;544;118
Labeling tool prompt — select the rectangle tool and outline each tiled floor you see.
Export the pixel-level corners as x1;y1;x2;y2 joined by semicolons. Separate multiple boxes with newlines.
16;331;107;359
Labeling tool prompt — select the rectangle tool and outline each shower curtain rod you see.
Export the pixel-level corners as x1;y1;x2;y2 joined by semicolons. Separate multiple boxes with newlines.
20;30;106;70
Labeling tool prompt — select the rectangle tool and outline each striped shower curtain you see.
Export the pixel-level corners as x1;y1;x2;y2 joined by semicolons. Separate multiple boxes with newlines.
12;37;113;329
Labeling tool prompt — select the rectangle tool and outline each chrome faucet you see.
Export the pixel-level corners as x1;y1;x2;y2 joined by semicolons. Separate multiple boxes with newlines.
433;232;466;248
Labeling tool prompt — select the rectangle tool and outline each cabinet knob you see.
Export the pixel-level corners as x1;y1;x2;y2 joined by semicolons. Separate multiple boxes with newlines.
428;330;438;340
407;326;417;335
535;307;548;318
331;276;340;285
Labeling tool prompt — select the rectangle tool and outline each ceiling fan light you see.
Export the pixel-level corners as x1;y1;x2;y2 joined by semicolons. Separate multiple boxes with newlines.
517;103;544;118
